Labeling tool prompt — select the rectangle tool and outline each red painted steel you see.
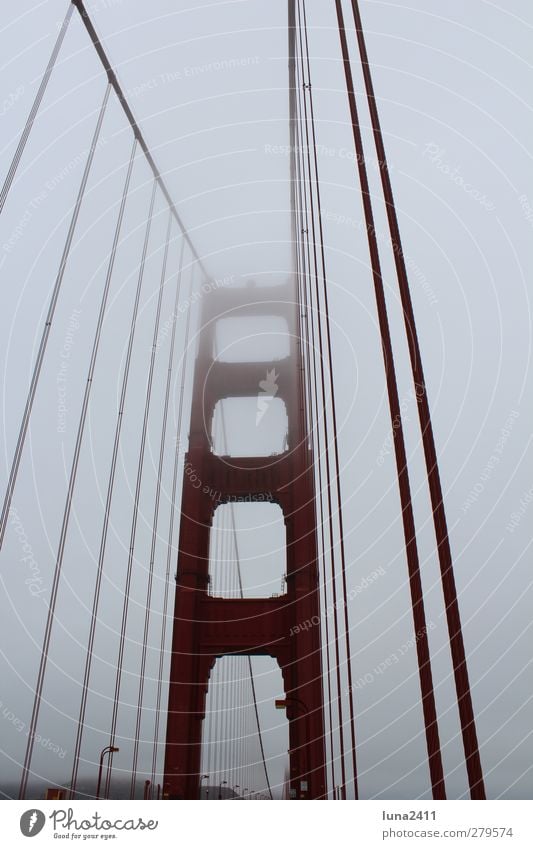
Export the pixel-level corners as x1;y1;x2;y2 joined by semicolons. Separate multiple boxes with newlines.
163;277;327;799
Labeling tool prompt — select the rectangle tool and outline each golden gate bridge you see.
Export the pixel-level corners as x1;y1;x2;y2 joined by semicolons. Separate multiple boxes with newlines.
0;0;486;801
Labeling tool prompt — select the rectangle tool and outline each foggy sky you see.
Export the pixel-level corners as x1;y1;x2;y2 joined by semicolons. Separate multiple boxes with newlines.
1;0;532;800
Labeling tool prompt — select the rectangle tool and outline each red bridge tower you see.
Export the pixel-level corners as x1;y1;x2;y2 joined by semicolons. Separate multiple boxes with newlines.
163;275;327;799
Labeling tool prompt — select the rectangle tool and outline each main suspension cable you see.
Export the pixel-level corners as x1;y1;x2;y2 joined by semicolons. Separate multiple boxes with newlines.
71;0;206;277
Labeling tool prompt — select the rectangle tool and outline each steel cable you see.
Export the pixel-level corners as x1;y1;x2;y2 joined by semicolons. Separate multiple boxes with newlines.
19;133;137;798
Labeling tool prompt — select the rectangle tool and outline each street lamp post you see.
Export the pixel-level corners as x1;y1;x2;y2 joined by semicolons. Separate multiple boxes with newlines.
218;779;227;800
96;746;119;800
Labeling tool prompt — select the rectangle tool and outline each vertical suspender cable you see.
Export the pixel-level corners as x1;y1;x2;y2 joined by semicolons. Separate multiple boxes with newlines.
298;0;361;796
0;83;111;551
289;4;313;448
0;3;74;215
130;236;186;797
18;133;137;799
334;0;446;798
293;60;337;798
296;1;354;796
103;210;173;799
291;0;343;798
297;102;335;800
294;0;356;797
69;178;158;799
151;262;196;790
347;0;485;799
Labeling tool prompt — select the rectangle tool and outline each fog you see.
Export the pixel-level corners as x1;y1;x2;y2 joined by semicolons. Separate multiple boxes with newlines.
0;0;532;800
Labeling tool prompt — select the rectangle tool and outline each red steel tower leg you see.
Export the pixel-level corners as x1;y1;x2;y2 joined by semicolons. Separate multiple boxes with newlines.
163;276;326;799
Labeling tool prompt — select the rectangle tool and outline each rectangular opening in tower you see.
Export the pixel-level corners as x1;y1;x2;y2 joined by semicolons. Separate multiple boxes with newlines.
208;501;286;598
214;315;290;362
200;654;289;799
211;395;288;456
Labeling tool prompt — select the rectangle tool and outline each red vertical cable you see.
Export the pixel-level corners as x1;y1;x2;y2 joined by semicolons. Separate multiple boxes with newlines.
334;0;446;798
347;0;485;799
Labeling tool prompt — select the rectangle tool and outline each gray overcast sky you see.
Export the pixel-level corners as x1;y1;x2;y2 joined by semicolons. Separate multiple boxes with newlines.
1;0;532;800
